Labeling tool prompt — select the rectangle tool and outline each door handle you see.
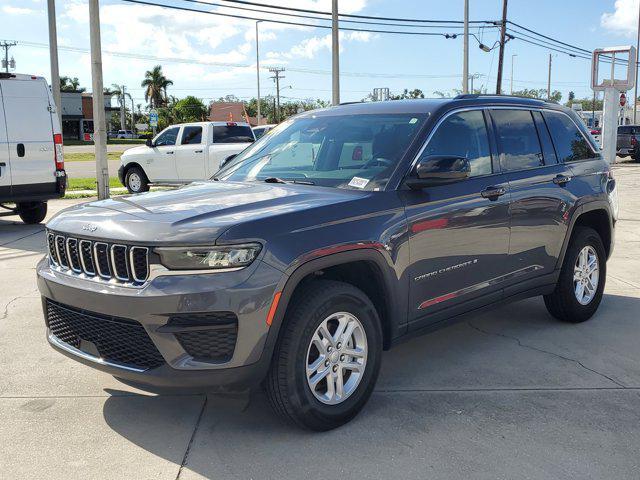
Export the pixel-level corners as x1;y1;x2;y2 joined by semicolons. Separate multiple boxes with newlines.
166;151;174;155
481;186;507;199
553;174;572;186
194;150;203;153
17;143;25;157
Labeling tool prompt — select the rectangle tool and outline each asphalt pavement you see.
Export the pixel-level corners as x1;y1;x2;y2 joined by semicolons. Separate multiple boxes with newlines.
1;165;640;479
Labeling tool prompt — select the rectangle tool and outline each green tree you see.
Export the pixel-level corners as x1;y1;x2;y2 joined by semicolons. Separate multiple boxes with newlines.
173;96;208;122
141;65;173;108
60;76;85;93
512;88;562;103
390;88;425;100
574;97;603;111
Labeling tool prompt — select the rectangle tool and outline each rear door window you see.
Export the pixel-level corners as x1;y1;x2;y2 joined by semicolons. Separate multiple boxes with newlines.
532;111;557;164
212;125;254;143
543;111;595;162
181;126;202;145
491;110;544;171
155;127;179;146
421;110;492;177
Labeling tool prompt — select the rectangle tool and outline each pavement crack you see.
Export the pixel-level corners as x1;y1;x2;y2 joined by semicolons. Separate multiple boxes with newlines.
467;322;627;388
0;290;38;321
176;395;207;480
0;228;44;247
609;274;640;290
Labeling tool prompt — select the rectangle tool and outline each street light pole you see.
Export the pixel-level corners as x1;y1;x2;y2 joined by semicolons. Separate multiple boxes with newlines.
47;0;61;127
547;53;552;101
462;0;469;94
510;54;517;95
255;20;262;125
331;0;340;105
88;0;109;200
634;3;640;123
496;0;508;94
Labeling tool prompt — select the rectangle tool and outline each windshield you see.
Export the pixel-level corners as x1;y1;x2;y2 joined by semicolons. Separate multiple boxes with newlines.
216;113;426;190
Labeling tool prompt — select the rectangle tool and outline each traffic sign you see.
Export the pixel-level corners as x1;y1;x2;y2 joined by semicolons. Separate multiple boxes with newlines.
149;109;159;128
620;92;627;107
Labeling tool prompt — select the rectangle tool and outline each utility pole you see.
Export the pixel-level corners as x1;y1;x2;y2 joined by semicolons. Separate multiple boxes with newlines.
255;20;262;125
119;85;126;131
510;54;517;95
495;0;508;94
269;67;285;122
462;0;469;94
634;2;640;123
331;0;340;105
547;53;552;101
89;0;109;200
0;41;17;73
47;0;61;126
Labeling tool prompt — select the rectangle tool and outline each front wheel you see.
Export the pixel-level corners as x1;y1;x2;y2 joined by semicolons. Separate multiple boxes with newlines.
544;226;606;323
124;166;149;194
17;201;47;224
265;280;382;431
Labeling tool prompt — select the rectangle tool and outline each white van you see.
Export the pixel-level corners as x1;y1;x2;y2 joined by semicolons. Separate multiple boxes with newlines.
0;73;66;223
118;121;254;193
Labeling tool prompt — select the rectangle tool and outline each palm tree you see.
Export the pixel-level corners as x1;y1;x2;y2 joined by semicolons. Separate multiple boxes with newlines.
60;76;86;93
141;65;173;108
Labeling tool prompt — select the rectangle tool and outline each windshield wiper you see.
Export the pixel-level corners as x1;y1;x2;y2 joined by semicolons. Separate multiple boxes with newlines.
264;177;287;184
264;177;316;185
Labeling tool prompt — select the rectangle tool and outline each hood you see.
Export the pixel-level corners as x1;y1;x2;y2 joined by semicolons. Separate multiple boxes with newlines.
47;181;366;244
121;145;148;157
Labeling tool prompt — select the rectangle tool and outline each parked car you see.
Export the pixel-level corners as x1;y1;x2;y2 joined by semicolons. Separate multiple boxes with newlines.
617;125;640;161
115;129;138;139
118;121;255;193
252;123;277;139
38;96;616;430
0;73;66;224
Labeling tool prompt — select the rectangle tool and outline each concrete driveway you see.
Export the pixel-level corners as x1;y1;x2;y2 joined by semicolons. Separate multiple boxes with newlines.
1;166;640;479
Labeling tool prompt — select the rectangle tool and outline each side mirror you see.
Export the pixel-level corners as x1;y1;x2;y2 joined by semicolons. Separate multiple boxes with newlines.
221;153;237;168
406;155;470;189
145;138;154;147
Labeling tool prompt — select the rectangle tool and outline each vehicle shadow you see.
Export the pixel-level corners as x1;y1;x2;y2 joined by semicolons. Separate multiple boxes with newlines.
0;217;46;258
101;292;640;478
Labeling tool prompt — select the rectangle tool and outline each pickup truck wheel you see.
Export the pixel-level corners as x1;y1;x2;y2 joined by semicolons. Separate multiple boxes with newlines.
125;167;149;193
544;227;606;323
265;280;382;431
17;202;47;224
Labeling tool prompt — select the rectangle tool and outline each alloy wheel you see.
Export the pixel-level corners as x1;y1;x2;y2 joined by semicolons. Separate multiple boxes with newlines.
573;245;599;305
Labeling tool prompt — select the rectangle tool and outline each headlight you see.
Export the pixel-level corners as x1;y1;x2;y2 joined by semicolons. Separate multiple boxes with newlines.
155;244;261;270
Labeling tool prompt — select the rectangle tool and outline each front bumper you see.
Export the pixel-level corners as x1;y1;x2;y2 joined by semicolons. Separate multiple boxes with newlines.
37;257;283;391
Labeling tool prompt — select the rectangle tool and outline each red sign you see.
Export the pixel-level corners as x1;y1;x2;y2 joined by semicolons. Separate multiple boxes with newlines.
620;92;627;107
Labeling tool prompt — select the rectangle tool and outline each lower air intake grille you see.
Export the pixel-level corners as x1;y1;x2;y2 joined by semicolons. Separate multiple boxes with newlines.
170;313;238;362
46;300;165;370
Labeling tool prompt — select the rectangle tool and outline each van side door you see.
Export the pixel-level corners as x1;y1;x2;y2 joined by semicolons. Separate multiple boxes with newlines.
175;125;206;181
490;108;574;289
402;109;511;328
0;83;10;196
1;77;55;189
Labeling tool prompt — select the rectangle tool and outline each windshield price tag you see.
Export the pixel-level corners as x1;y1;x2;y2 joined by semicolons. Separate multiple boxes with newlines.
348;177;370;189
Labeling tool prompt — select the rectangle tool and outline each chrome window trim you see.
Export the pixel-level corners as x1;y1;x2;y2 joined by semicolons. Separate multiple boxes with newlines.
110;244;130;281
65;238;82;273
54;235;68;269
93;242;111;279
129;246;149;283
79;239;95;276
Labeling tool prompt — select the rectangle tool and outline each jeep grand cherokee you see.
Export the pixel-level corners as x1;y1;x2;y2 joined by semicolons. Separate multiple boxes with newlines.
37;96;616;431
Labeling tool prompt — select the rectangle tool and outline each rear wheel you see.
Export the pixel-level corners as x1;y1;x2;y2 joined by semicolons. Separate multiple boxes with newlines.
544;227;606;323
125;166;149;193
17;201;47;224
265;280;382;431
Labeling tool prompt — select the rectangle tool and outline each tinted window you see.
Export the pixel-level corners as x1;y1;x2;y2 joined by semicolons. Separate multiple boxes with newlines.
544;111;595;162
532;111;557;164
421;110;492;177
155;127;179;146
181;126;202;145
618;126;631;134
212;125;254;143
217;113;427;190
253;127;266;139
492;110;543;171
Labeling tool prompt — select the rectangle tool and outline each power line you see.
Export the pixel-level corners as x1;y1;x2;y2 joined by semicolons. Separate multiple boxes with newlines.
119;0;460;37
507;20;591;55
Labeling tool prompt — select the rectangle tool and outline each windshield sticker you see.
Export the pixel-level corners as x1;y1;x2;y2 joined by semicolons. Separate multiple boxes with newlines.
348;177;370;189
409;117;418;124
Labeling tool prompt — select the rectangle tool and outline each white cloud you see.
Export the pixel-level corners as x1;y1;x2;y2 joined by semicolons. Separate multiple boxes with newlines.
266;31;374;61
2;5;39;15
601;0;639;37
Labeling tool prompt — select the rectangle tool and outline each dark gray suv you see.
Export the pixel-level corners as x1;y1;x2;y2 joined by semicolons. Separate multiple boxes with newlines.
37;96;617;430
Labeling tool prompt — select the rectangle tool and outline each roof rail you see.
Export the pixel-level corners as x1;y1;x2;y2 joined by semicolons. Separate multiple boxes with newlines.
454;93;548;103
338;101;363;106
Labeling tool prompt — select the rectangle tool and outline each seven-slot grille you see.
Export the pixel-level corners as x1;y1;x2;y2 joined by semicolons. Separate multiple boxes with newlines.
47;231;149;285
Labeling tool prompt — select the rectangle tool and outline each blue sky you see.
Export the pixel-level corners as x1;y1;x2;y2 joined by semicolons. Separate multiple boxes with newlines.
1;0;639;107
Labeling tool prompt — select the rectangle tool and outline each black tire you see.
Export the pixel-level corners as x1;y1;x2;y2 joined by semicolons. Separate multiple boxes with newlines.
124;166;149;193
265;280;383;431
17;201;47;224
544;226;606;323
